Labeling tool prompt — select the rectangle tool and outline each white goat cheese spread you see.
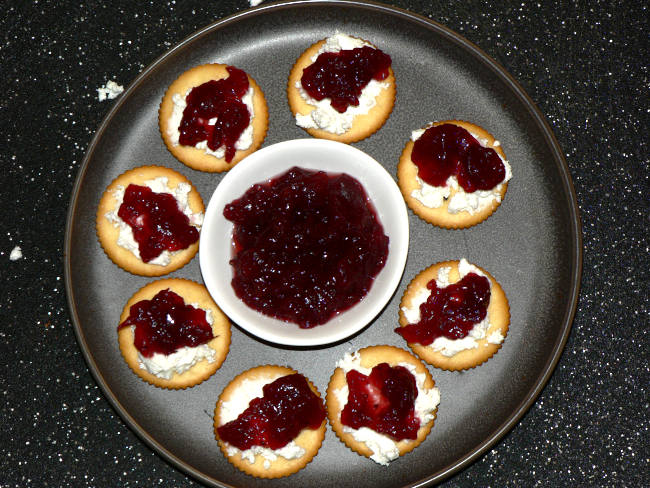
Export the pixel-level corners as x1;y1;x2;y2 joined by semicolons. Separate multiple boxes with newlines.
295;32;390;135
137;307;215;379
333;351;440;466
105;177;203;266
410;125;512;214
9;246;23;261
167;86;255;158
97;80;124;101
401;259;504;357
219;374;306;469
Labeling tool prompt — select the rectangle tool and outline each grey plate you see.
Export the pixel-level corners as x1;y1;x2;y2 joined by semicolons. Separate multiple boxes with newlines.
65;1;582;486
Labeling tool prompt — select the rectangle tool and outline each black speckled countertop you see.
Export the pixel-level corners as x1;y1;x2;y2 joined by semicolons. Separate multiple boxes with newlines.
2;1;647;487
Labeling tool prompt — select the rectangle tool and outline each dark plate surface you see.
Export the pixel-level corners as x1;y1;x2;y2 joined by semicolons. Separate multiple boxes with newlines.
65;1;582;486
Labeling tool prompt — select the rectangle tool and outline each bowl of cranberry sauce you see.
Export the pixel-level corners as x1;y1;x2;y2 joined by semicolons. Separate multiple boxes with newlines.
200;139;408;347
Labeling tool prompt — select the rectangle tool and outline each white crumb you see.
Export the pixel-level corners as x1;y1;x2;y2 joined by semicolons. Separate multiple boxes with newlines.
249;0;264;6
97;80;124;101
9;246;22;261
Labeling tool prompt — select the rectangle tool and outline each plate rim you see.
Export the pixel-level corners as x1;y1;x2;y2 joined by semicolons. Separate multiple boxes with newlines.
64;1;583;486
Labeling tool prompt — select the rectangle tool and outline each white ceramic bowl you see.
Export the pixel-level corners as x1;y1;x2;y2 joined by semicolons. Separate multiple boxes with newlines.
199;139;409;347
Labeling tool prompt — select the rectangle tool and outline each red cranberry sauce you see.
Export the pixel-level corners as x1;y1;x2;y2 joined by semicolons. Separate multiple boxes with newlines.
223;167;389;328
118;289;213;357
117;184;199;263
411;123;506;193
301;45;392;113
178;66;250;162
217;373;326;451
341;363;420;440
396;272;491;346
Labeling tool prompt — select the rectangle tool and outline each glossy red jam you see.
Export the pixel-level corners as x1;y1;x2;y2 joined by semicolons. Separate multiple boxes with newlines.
411;123;506;192
118;289;213;357
217;373;325;451
341;363;419;440
117;184;199;263
396;272;491;345
301;45;392;113
223;167;389;328
178;66;250;162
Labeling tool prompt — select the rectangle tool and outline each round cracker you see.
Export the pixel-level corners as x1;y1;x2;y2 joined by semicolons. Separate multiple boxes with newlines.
287;37;395;143
117;278;231;389
326;345;438;462
159;63;269;172
214;365;326;479
96;165;203;276
397;260;510;371
397;120;509;229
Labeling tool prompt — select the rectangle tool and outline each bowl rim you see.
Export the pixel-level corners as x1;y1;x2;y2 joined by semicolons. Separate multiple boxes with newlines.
198;138;409;347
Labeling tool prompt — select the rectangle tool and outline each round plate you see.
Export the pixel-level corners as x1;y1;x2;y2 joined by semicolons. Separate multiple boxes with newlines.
65;1;582;487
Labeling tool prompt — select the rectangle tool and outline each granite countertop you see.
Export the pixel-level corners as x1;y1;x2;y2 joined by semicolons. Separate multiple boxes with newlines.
2;1;646;486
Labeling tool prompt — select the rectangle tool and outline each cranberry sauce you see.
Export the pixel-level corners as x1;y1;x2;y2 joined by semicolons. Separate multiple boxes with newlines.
396;272;491;346
341;363;420;440
301;45;392;113
223;167;389;328
178;66;250;162
117;184;199;263
118;289;213;357
217;373;326;451
411;123;506;192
